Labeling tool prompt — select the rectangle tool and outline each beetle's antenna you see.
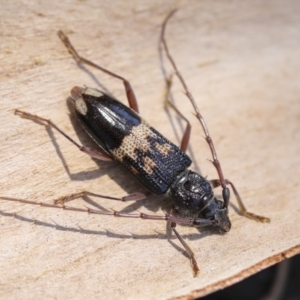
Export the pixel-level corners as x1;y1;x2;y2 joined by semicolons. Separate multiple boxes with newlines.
160;10;230;207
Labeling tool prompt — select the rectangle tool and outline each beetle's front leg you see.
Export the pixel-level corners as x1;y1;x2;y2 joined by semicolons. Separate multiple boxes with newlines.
210;179;270;223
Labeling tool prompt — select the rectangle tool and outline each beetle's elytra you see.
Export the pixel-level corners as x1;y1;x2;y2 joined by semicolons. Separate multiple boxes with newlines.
1;10;270;276
72;86;192;195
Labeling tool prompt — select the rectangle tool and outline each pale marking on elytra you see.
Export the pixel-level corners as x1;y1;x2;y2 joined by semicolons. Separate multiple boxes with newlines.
75;88;103;116
111;120;173;174
75;97;88;115
84;87;104;98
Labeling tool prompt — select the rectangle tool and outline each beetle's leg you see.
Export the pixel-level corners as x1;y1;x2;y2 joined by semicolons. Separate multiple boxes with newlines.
53;190;151;205
165;75;191;153
15;109;113;161
1;196;213;228
0;197;167;223
57;31;139;113
161;10;230;207
166;209;199;276
210;179;270;223
169;221;199;276
0;195;203;276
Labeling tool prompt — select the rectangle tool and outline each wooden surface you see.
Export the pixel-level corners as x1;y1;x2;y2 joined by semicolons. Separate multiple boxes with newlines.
1;1;300;299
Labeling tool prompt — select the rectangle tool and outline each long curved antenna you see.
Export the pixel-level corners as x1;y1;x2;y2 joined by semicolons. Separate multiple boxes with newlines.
161;10;230;208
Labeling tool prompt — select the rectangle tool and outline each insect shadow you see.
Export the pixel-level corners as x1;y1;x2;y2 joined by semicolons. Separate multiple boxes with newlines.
41;41;205;217
0;207;213;261
0;206;214;244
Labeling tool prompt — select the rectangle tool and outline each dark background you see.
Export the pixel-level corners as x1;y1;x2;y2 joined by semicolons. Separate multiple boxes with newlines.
198;255;300;300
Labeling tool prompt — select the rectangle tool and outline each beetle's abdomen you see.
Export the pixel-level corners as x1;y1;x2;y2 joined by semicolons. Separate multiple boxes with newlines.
74;87;192;194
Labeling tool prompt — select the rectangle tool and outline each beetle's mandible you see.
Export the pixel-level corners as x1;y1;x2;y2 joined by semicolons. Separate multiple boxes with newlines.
1;10;270;276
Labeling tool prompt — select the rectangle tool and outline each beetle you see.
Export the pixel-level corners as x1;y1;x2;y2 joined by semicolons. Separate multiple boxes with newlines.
1;10;269;276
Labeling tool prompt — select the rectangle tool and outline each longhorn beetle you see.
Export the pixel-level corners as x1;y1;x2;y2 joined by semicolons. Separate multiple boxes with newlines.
1;10;270;276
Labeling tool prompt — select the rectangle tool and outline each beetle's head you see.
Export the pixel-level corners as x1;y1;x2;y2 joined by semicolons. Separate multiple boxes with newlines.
201;199;231;233
171;170;231;233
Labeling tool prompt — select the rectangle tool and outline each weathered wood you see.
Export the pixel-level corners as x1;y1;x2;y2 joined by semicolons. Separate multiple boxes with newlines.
1;1;299;299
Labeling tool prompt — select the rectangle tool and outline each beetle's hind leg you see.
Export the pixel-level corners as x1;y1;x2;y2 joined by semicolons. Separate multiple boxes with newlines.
15;109;112;161
210;179;270;223
57;31;139;113
14;110;153;212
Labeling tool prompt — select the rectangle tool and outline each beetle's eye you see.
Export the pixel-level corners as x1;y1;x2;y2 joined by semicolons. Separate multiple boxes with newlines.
202;182;211;193
184;180;191;189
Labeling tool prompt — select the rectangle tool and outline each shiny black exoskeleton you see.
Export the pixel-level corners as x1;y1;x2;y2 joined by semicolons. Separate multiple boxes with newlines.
73;87;231;233
171;170;231;232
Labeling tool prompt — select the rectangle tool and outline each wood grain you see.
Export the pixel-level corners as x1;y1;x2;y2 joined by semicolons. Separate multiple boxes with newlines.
1;1;300;299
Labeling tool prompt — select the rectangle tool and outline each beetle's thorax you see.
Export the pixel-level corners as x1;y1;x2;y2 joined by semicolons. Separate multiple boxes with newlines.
170;170;231;232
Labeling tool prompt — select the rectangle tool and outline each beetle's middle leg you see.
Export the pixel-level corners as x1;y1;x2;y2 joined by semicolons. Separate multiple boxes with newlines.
57;31;139;113
210;179;270;223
